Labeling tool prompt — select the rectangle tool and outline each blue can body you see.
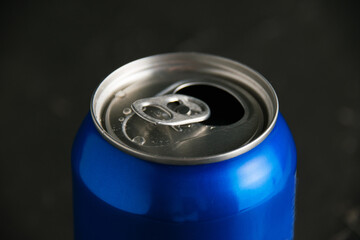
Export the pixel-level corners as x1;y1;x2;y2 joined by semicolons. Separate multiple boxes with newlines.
72;112;296;240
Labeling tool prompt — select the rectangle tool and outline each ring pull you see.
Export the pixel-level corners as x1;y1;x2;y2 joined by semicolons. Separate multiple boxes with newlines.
131;94;210;126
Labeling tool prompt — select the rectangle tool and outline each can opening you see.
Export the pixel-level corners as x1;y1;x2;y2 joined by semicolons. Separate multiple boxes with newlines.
175;85;244;126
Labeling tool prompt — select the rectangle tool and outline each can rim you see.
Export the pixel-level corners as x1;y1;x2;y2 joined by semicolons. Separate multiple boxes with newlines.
90;52;279;165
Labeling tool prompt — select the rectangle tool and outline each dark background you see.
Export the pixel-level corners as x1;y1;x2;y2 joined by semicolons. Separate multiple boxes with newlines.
1;0;359;239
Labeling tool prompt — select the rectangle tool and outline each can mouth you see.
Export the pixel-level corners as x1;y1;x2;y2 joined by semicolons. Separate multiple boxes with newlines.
173;83;245;126
91;52;278;165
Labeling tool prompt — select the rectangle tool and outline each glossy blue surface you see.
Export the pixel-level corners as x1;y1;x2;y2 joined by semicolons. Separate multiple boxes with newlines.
72;113;296;240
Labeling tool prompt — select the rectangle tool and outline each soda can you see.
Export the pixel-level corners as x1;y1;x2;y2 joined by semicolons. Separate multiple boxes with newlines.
72;53;297;240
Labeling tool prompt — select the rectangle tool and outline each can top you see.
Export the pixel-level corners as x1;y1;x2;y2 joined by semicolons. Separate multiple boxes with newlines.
91;53;278;165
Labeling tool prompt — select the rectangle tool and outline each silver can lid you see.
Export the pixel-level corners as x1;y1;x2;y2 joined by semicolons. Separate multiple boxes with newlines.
91;53;278;165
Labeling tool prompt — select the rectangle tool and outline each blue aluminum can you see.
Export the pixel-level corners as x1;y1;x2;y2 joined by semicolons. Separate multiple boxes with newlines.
72;53;296;240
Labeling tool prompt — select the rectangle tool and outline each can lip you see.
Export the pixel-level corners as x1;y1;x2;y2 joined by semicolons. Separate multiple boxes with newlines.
90;52;279;165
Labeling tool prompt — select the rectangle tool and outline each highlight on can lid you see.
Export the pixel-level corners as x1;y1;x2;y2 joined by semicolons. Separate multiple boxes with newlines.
91;52;278;165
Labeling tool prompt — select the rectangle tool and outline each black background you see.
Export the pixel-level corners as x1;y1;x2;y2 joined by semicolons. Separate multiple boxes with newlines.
1;0;359;239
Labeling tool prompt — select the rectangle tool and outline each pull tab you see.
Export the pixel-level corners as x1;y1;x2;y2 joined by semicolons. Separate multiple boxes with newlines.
131;94;210;126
